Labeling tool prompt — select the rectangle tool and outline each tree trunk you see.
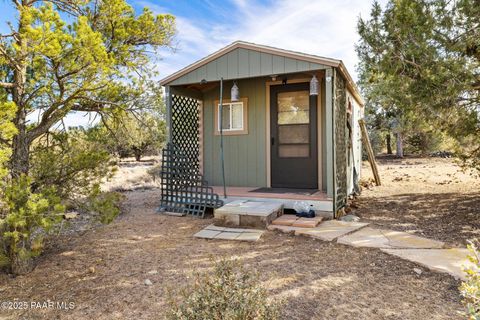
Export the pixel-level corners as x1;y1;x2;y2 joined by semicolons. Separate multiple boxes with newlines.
11;110;30;177
10;10;30;178
396;132;404;158
134;150;142;162
386;133;392;154
10;253;35;276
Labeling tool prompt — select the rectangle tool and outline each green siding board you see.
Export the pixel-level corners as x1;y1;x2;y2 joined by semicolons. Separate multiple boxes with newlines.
197;65;207;81
202;78;266;187
167;48;330;85
260;52;273;75
206;61;217;80
227;50;238;79
272;55;285;74
284;58;297;73
238;48;249;78
217;54;228;79
296;59;309;72
248;50;261;77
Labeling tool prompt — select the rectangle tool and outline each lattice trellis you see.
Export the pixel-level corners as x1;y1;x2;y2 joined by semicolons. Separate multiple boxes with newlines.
158;95;223;218
334;70;348;214
171;95;201;171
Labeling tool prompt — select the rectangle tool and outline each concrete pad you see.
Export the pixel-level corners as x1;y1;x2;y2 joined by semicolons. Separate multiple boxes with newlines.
214;231;241;240
215;201;282;228
236;232;263;242
216;201;281;216
292;217;323;228
193;229;222;239
295;220;369;241
382;248;476;281
337;227;444;249
271;215;298;226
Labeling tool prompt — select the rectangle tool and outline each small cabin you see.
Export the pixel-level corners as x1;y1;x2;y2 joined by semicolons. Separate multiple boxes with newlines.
159;41;364;219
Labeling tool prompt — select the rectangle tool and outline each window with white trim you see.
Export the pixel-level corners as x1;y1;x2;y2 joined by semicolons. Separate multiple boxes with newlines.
218;102;244;131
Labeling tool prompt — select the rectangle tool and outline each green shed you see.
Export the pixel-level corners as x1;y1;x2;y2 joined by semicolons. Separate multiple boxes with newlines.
159;41;364;219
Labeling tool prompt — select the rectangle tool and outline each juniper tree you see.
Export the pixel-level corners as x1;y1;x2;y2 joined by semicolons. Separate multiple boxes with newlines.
0;0;175;176
357;0;479;165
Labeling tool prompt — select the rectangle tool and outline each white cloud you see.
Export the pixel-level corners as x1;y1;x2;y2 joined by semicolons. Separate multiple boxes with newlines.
155;0;388;82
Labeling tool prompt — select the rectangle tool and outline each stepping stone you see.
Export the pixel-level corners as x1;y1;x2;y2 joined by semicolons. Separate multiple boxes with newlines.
214;231;241;240
337;227;444;249
194;226;264;242
271;215;298;226
292;217;323;228
194;229;222;239
382;248;476;281
295;220;369;241
236;232;263;242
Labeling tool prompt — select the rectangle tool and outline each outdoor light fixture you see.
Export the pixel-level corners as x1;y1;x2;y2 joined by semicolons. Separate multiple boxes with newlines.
231;81;239;102
310;75;319;96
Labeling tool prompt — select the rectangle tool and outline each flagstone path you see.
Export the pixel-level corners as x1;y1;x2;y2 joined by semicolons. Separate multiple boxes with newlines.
195;218;476;281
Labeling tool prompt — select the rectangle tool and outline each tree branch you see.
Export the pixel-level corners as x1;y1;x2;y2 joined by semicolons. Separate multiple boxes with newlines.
0;82;15;88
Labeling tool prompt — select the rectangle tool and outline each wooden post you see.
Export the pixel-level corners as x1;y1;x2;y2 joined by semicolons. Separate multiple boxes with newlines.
359;119;381;186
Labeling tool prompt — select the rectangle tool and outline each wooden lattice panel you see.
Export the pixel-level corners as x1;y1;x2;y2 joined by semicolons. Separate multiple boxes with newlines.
334;71;348;213
159;95;222;218
171;95;201;170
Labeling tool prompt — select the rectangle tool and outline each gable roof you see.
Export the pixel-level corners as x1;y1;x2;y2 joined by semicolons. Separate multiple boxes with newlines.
160;41;363;105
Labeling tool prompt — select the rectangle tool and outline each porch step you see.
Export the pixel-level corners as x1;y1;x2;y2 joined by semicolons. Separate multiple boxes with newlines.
214;200;283;228
271;215;323;228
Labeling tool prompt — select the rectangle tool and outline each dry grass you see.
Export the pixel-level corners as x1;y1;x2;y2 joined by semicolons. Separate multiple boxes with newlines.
356;156;480;246
0;156;477;319
103;156;160;192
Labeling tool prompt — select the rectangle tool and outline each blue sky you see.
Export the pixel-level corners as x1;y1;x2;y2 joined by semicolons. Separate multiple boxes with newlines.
0;0;386;127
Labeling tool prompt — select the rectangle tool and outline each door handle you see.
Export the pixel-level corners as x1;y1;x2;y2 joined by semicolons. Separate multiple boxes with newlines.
271;137;275;145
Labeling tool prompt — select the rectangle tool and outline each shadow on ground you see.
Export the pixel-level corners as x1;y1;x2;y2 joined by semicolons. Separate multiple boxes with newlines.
355;192;480;246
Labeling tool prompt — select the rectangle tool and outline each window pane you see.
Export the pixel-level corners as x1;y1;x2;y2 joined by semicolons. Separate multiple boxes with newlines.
231;103;243;129
279;124;309;144
279;145;309;158
220;104;230;130
278;91;310;125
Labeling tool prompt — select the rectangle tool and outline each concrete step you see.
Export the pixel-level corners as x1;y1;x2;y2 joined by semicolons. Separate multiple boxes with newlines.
214;200;283;228
271;215;323;228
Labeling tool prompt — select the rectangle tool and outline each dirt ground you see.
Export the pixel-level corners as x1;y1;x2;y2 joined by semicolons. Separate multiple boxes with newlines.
0;156;477;320
356;155;480;247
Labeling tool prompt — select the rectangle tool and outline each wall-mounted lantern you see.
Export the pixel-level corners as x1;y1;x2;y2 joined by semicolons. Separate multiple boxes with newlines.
231;81;240;102
310;75;319;96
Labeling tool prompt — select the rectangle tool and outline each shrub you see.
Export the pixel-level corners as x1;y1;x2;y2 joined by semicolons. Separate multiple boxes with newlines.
83;185;124;224
460;239;480;319
30;130;116;201
166;259;280;320
0;176;65;275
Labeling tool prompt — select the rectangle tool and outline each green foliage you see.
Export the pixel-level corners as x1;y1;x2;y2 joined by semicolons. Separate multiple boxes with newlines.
1;0;175;177
30;129;124;224
167;259;280;320
357;0;479;165
460;239;480;319
84;185;123;224
0;100;17;180
0;176;64;272
98;81;167;160
404;129;444;155
30;130;116;201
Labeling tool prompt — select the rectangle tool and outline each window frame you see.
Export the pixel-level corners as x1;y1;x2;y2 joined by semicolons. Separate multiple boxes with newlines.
214;98;248;136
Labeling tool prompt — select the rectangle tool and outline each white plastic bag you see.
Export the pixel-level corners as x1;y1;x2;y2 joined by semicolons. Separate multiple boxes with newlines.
293;201;310;214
